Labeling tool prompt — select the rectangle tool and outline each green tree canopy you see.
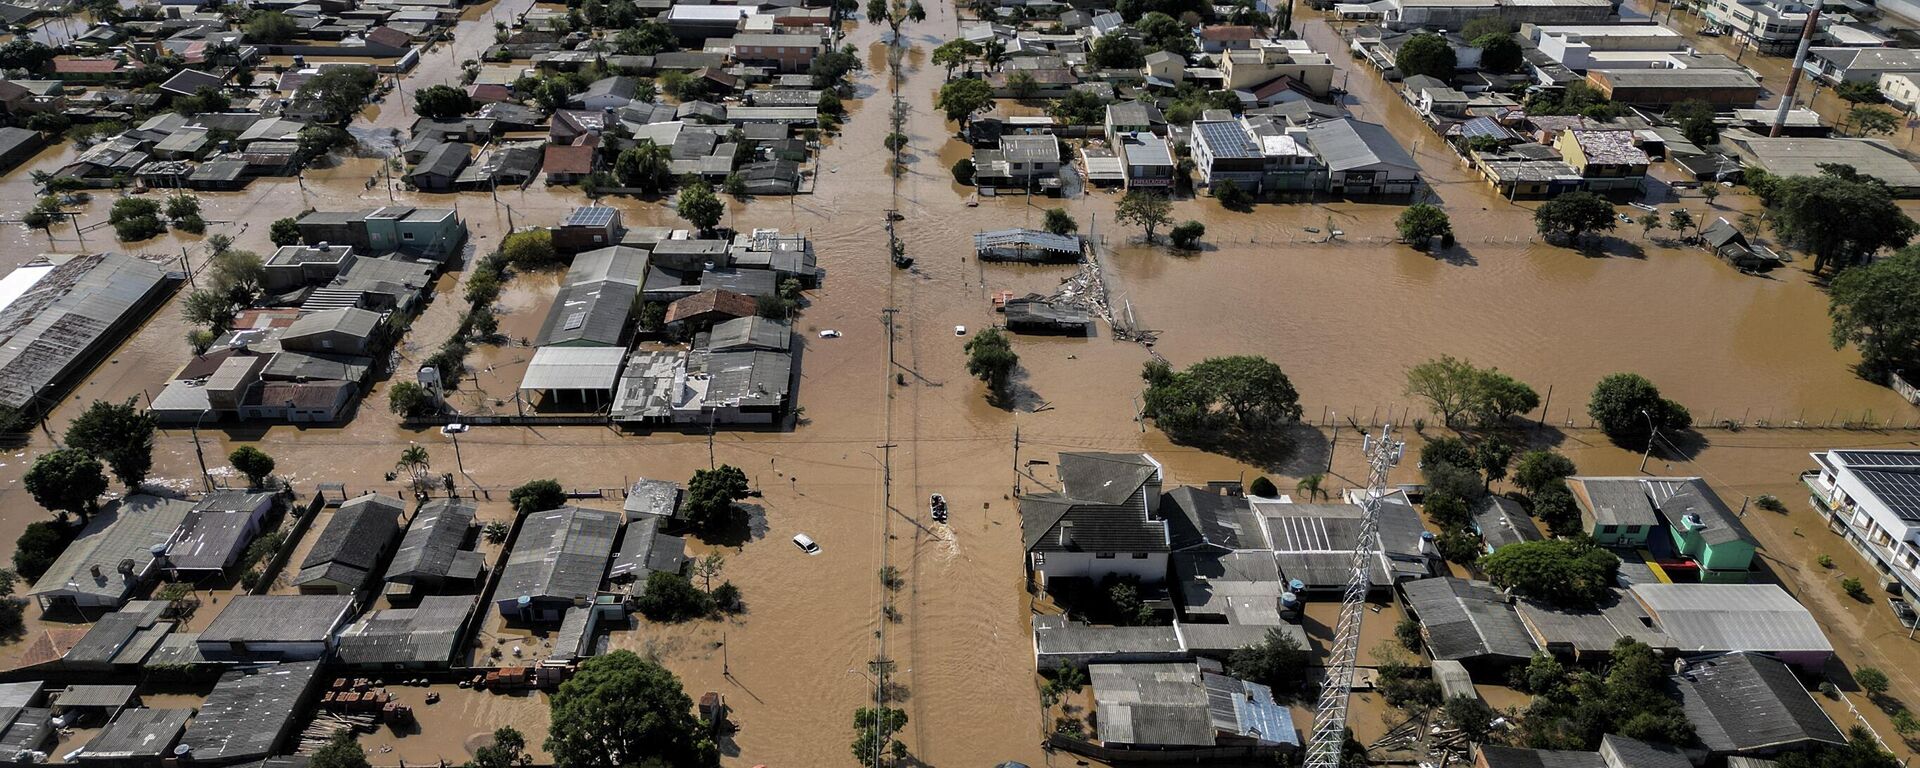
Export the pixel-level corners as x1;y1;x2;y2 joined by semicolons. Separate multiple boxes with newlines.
501;229;558;267
634;570;714;621
1405;355;1539;427
1048;89;1108;125
1533;190;1616;244
676;178;724;234
1397;203;1452;248
387;381;436;417
1396;33;1456;80
65;399;154;490
1117;189;1173;242
510;479;566;514
931;38;981;77
1830;245;1920;378
465;726;530;768
1669;100;1718;147
1043;208;1077;236
309;733;370;768
546;651;717;768
964;327;1019;395
1482;537;1620;608
1770;164;1917;275
1587;372;1690;446
1089;33;1145;69
1474;33;1522;73
936;77;994;125
228;446;276;488
1136;12;1196;55
414;84;473;120
245;10;299;42
684;465;749;533
614;140;674;194
1226;627;1309;696
12;521;69;581
1142;356;1303;447
1513;450;1576;495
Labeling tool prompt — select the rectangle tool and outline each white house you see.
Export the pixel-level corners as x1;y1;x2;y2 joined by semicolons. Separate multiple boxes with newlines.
1807;449;1920;596
1021;453;1169;588
1881;72;1920;109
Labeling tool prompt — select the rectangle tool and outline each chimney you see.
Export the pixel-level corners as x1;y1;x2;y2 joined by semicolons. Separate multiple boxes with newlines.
89;564;102;578
1058;521;1074;547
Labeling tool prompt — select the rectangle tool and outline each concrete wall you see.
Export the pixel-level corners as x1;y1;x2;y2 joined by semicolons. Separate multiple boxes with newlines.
1034;551;1168;585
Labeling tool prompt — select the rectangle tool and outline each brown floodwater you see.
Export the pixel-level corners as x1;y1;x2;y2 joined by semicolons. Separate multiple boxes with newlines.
2;0;1920;765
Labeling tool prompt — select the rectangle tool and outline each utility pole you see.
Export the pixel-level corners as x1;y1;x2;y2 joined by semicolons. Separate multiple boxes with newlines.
1012;425;1021;496
179;247;196;288
1771;0;1826;137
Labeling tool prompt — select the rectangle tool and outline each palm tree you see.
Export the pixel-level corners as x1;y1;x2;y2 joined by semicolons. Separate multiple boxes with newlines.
1296;473;1327;502
396;446;431;494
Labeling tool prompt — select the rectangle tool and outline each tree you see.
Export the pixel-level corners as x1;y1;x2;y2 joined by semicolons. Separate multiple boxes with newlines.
1248;476;1278;497
614;140;674;194
0;39;54;74
1049;89;1108;126
1089;34;1145;69
1482;538;1620;608
1669;99;1718;147
1141;356;1303;443
852;706;909;768
936;78;993;126
684;465;749;533
931;39;980;78
1830;245;1920;377
1638;211;1661;239
309;733;370;768
1213;178;1253;210
546;651;717;768
1396;33;1456;80
1445;695;1498;741
1837;79;1884;104
1461;15;1515;40
396;446;432;492
965;328;1018;396
1117;190;1173;242
1169;221;1205;250
510;479;566;514
209;248;265;304
1477;438;1515;487
13;522;69;581
172;86;230;116
1850;105;1900;136
388;381;436;417
414;84;473;119
613;20;675;55
1296;473;1327;501
1587;372;1690;446
635;570;714;621
229;446;276;488
809;44;863;89
1666;208;1695;236
1857;666;1891;697
501;229;557;267
1474;33;1522;73
294;67;377;122
183;289;238;331
1136;12;1195;55
1513;450;1576;495
1533;191;1615;244
1770;165;1917;275
110;197;166;241
1397;203;1452;248
1043;208;1077;236
1226;627;1309;695
1405;355;1479;427
22;450;108;520
676;179;724;234
1702;183;1721;207
466;727;531;768
1006;71;1038;99
65;399;154;490
246;10;299;42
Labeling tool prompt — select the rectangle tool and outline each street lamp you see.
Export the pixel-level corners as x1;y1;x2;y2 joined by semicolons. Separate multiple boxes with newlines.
1638;409;1657;473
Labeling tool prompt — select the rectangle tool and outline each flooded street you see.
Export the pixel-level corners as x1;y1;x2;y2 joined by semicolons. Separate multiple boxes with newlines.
0;0;1919;763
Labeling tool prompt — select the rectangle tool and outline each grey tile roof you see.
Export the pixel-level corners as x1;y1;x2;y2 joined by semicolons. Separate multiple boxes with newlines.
294;493;402;591
497;506;620;604
1598;735;1690;768
1472;496;1543;550
565;246;648;287
1301;117;1417;173
1163;486;1266;551
705;316;791;352
698;350;791;405
52;684;136;709
608;515;686;582
1400;577;1536;662
180;661;322;763
81;707;189;759
383;498;480;584
166;491;275;571
1568;477;1659;529
1477;745;1608;768
1646;478;1751;547
28;495;195;604
535;280;637;347
333;595;474;666
1515;587;1670;653
623;479;682;519
1631;583;1831;655
1674;652;1844;754
200;594;353;644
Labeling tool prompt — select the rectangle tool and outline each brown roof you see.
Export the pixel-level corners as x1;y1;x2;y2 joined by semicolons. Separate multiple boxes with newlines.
365;26;412;49
252;381;354;409
665;289;757;324
544;139;596;175
1201;25;1259;40
177;348;242;380
467;83;513;103
16;627;89;669
54;57;121;74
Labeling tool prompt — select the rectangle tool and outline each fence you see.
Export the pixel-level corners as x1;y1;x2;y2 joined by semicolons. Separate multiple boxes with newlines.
1299;401;1920;432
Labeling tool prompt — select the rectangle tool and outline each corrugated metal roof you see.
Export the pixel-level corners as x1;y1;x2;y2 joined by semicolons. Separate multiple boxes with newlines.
521;346;627;391
0;254;174;410
496;506;620;605
1633;583;1832;654
180;661;322;763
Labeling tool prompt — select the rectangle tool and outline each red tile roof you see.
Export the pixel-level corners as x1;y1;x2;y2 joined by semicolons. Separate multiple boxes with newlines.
665;289;757;324
54;57;122;74
544;142;595;175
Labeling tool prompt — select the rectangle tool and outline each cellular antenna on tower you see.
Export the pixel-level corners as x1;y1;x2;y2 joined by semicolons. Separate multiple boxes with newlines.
1304;423;1405;768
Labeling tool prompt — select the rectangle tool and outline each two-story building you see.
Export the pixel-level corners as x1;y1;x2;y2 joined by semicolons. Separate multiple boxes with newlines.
730;33;826;73
1020;452;1169;588
1807;449;1920;598
1553;129;1649;194
1116;132;1176;189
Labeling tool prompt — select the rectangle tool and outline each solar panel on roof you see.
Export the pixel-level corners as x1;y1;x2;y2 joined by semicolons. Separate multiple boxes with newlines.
1197;121;1261;159
563;311;587;330
1838;450;1920;467
1857;469;1920;522
566;207;616;228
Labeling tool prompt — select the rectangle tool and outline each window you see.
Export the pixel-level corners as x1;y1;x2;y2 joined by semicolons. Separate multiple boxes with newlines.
1600;524;1618;534
1625;525;1641;534
1131;553;1149;559
402;231;415;240
1095;552;1116;559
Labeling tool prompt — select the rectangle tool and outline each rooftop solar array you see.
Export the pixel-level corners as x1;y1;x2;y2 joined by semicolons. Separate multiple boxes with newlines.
565;206;618;228
1196;120;1262;160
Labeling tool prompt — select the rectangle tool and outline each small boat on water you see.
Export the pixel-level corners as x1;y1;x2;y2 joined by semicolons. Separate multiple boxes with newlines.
930;493;948;523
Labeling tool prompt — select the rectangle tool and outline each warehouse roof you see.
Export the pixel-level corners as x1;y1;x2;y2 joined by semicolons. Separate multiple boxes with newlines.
521;346;628;392
497;506;621;605
80;707;189;760
1089;662;1296;747
0;253;174;410
334;595;474;666
1631;583;1832;656
293;494;402;590
200;594;353;644
536;280;637;347
180;661;322;763
1674;652;1844;754
1401;577;1536;662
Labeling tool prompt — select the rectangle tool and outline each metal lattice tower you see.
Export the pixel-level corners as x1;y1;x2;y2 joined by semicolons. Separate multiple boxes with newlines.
1304;425;1405;768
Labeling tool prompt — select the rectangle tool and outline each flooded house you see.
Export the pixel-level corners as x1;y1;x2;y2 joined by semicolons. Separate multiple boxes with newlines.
1020;452;1168;589
1082;661;1298;756
293;206;466;260
76;707;193;766
381;498;485;598
973;229;1084;263
333;595;477;669
178;661;323;764
495;506;621;623
161;491;277;577
1478;735;1691;768
196;594;355;661
27;495;195;613
0;254;179;417
1470;496;1543;552
292;493;404;595
1398;576;1537;672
